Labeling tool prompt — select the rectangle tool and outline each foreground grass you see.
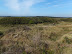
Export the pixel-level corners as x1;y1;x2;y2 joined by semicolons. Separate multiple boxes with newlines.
0;22;72;54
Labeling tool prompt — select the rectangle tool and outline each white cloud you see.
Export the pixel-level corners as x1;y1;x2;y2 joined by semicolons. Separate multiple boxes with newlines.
5;0;20;10
5;0;44;11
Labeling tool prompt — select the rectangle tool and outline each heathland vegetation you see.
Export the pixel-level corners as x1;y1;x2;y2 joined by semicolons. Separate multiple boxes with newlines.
0;17;72;25
0;17;59;25
0;17;72;54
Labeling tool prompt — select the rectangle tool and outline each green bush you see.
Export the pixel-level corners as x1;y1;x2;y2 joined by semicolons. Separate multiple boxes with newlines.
22;51;27;54
0;31;3;36
0;17;59;25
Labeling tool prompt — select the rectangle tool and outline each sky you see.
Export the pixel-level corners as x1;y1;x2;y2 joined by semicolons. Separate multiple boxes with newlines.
0;0;72;17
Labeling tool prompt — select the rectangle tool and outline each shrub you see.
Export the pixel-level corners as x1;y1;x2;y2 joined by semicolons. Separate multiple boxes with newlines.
22;51;27;54
0;17;59;25
0;31;3;36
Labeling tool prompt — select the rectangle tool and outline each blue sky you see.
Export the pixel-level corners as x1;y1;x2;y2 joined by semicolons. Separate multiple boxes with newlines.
0;0;72;17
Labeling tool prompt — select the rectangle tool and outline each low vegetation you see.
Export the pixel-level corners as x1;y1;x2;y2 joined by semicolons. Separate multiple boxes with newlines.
0;17;59;25
0;17;72;54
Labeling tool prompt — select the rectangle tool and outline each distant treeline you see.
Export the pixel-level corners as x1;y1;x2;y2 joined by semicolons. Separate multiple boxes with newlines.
0;17;71;25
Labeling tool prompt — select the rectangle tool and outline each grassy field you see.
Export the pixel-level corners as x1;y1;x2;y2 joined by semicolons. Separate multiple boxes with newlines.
0;21;72;54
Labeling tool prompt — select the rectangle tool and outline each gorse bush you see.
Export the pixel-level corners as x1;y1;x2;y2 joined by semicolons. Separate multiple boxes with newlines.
0;17;59;25
0;17;72;25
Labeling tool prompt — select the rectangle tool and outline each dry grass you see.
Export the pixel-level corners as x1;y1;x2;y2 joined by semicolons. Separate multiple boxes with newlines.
0;22;72;54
